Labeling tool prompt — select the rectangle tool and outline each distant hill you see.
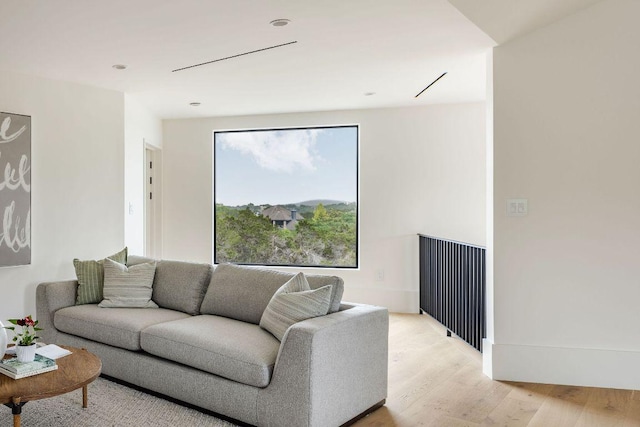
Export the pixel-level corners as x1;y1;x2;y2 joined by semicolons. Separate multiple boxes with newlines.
292;199;352;207
217;200;356;213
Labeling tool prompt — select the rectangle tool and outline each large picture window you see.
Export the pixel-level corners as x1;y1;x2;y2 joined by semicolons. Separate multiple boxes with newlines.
214;125;358;268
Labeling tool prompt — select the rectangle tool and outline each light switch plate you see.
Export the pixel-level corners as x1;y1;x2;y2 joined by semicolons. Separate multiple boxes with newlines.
507;199;528;216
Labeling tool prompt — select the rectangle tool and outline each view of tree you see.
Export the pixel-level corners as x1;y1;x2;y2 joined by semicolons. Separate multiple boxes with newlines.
214;125;358;268
215;203;357;267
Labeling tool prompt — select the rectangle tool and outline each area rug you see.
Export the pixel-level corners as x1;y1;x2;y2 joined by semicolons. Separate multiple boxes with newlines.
11;377;239;426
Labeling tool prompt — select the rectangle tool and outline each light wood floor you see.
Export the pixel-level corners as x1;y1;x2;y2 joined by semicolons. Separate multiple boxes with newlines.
354;313;640;427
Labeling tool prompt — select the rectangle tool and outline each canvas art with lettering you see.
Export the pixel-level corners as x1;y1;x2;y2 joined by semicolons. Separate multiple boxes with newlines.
0;112;31;267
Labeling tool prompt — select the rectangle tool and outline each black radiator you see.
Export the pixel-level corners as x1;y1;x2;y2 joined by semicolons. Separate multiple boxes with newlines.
418;234;486;352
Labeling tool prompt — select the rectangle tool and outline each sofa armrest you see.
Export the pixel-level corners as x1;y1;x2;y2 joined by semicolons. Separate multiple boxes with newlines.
257;303;389;427
36;280;78;344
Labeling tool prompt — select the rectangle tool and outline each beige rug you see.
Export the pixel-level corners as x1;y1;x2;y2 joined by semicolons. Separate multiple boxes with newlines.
12;377;240;427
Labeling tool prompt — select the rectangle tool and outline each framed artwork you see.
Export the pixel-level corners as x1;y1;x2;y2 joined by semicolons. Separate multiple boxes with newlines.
214;125;359;268
0;112;31;267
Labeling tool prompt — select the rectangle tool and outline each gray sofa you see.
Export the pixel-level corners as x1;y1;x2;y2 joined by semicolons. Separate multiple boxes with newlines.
36;256;388;427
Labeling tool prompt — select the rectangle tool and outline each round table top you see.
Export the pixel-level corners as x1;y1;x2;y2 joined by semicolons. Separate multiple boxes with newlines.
0;346;101;404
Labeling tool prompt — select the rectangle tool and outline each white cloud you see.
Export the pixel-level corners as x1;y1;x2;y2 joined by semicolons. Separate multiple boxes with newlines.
217;129;323;173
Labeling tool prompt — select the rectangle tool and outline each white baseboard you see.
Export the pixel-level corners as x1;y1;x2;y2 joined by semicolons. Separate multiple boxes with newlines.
342;288;419;313
483;340;640;390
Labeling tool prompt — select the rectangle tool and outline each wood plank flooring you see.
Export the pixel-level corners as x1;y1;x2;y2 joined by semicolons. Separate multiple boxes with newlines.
354;313;640;427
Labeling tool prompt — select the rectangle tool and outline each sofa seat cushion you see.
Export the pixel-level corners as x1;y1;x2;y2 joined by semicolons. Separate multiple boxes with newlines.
54;305;191;351
140;315;280;388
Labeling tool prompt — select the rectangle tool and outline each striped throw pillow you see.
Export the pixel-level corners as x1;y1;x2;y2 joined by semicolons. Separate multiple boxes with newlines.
99;258;158;308
74;247;128;305
259;272;332;341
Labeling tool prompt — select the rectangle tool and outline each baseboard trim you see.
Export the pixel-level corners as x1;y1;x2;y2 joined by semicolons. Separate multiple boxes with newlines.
343;287;419;313
484;341;640;390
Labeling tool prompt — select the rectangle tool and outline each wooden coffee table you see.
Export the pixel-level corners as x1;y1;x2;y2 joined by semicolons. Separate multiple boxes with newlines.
0;346;101;427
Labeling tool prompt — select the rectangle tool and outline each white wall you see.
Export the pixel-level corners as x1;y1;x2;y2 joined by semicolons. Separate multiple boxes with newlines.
0;70;124;319
124;95;162;256
483;49;495;377
488;0;640;389
162;104;486;313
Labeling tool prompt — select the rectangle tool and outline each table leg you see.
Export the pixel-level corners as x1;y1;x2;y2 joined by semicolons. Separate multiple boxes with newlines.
83;384;88;408
12;397;21;427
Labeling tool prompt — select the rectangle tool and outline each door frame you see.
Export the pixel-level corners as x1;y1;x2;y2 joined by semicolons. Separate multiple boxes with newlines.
144;144;162;258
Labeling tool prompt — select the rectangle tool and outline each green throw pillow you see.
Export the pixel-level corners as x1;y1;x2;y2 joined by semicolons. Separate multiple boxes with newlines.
259;272;332;341
74;247;128;305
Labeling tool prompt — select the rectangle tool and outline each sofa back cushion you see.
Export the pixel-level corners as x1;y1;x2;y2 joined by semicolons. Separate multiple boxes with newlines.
127;255;155;266
128;257;213;315
199;263;344;324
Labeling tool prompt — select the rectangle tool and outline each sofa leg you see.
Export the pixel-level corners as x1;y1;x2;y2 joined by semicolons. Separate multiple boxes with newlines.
340;399;386;427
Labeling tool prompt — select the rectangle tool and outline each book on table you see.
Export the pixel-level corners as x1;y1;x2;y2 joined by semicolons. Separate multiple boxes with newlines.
0;354;58;379
6;343;72;359
35;344;72;359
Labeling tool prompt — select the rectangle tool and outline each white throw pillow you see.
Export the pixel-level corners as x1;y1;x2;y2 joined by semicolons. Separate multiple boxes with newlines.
99;258;158;308
259;272;332;341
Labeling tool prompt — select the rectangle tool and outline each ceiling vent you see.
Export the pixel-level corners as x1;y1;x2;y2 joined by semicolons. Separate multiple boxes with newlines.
172;41;298;73
415;72;447;98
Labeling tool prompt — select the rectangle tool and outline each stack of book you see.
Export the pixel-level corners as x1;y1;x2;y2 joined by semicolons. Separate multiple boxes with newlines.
0;354;58;379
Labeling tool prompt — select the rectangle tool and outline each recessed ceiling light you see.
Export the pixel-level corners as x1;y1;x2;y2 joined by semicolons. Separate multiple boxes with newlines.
270;19;290;27
189;102;201;107
112;64;127;70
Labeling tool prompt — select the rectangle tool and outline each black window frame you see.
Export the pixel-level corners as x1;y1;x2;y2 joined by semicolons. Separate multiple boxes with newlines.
213;124;359;269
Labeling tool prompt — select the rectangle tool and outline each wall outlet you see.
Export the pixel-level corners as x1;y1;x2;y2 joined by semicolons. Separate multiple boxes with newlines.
376;269;385;282
128;202;134;215
507;199;528;217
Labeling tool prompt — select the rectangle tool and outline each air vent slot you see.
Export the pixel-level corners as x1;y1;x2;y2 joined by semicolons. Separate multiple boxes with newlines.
415;72;447;98
172;41;298;73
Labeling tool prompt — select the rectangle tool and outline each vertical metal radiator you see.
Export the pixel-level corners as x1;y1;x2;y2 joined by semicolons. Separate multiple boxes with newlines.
418;234;486;352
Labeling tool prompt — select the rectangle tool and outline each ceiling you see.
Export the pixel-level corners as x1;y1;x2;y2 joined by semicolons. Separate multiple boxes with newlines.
0;0;600;119
448;0;603;45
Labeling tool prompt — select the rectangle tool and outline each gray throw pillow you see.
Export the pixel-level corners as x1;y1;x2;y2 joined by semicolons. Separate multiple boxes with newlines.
200;263;344;324
74;247;128;305
259;272;332;341
99;258;158;308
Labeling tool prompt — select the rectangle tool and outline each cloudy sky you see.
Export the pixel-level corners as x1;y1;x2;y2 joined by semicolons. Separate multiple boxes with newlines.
214;126;358;206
